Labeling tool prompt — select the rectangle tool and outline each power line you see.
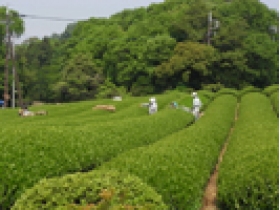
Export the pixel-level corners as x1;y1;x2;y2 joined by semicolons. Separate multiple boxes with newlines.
9;0;211;23
17;1;186;22
19;14;88;22
18;13;152;23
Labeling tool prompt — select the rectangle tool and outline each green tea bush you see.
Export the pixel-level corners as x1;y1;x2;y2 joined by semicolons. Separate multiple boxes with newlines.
2;91;184;127
215;88;239;98
197;90;215;111
238;85;262;98
270;91;279;116
197;90;215;100
99;94;237;209
263;84;279;97
202;83;225;92
12;169;167;210
60;91;186;126
217;92;279;210
0;107;194;209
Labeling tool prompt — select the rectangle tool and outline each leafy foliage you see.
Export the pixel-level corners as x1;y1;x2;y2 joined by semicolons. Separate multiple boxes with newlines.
270;91;279;116
12;169;167;210
217;92;279;210
0;0;277;104
215;87;239;98
99;94;237;209
0;93;196;209
238;85;262;98
263;84;279;96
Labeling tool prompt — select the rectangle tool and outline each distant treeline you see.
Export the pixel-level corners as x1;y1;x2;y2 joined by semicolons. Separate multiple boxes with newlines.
0;0;278;104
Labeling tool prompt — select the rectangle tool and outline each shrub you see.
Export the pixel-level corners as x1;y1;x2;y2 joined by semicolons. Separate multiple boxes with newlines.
197;90;215;100
99;94;237;209
130;84;154;96
217;92;279;210
263;84;279;97
4;91;184;126
0;105;194;209
270;91;278;116
12;169;167;210
238;85;262;98
202;83;224;92
175;83;193;93
96;78;126;99
215;88;239;98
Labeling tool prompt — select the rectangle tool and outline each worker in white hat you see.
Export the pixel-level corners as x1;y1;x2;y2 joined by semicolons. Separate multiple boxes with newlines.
191;92;202;121
148;97;158;115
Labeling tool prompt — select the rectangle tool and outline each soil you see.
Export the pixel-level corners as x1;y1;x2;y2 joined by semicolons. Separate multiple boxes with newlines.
200;103;239;210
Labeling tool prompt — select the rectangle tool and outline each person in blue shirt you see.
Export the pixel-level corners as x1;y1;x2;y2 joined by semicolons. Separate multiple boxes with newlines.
0;100;4;108
170;101;178;109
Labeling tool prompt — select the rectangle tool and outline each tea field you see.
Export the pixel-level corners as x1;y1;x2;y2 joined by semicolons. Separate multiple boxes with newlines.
0;86;278;210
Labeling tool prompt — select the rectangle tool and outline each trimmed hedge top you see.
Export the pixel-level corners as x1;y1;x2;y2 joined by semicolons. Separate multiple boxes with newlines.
99;94;237;209
12;169;168;210
263;84;279;96
0;104;193;209
217;92;279;210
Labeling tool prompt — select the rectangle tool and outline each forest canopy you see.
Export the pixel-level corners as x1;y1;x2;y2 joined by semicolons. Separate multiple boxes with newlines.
0;0;278;104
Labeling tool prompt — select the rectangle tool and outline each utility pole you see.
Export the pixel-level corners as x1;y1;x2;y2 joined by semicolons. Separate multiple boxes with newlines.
207;11;212;45
11;38;15;108
15;68;23;108
12;37;23;108
1;6;22;108
269;25;278;41
3;7;11;108
207;11;220;46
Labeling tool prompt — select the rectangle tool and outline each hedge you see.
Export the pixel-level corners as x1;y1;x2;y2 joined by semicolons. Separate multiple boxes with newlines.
12;169;167;210
197;90;215;100
99;94;237;209
238;85;262;98
0;107;194;209
0;98;112;125
263;84;279;97
215;88;239;98
197;90;215;111
217;92;279;210
2;91;185;127
201;83;225;92
270;91;279;116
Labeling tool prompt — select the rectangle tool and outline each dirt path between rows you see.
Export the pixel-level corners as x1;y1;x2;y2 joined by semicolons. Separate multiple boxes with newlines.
200;103;240;210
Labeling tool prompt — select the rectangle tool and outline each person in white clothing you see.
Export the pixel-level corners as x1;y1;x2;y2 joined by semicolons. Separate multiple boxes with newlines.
148;97;158;115
191;92;202;121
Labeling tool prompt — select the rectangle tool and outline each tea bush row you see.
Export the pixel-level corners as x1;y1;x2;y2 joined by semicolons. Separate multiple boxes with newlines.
270;91;278;116
98;94;237;209
217;92;279;210
263;84;278;97
0;107;194;209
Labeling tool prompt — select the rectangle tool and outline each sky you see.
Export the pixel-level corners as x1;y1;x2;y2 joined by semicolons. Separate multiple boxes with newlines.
0;0;279;44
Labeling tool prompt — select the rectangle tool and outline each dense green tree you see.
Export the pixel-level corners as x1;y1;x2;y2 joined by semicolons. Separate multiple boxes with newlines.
10;0;279;103
0;7;24;101
155;41;217;89
53;53;104;101
169;0;209;43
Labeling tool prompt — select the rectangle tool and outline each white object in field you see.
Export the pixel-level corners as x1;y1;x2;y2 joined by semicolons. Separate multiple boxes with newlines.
141;103;150;107
191;92;198;97
22;110;35;116
178;105;192;113
149;102;158;115
112;96;122;101
149;97;156;103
